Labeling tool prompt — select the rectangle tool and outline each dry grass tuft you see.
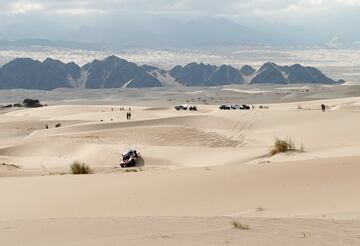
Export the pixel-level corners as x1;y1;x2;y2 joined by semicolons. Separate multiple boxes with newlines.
1;163;21;169
270;137;300;156
70;161;92;175
232;221;250;230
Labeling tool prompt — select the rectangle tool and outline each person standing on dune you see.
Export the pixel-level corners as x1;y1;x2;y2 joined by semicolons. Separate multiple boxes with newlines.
321;104;326;112
126;112;132;120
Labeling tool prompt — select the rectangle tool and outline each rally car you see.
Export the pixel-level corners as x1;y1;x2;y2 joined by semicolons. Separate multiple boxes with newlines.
119;149;140;168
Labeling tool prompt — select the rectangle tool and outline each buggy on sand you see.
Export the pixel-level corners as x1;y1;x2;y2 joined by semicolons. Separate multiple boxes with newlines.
119;149;140;168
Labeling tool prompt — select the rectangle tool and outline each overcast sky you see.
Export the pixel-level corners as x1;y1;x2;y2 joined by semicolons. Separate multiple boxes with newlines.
0;0;359;46
0;0;359;20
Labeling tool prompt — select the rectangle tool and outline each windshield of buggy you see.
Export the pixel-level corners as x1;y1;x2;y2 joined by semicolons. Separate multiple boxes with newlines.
123;152;132;161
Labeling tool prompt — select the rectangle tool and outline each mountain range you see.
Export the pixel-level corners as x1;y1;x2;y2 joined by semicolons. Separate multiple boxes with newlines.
0;56;343;90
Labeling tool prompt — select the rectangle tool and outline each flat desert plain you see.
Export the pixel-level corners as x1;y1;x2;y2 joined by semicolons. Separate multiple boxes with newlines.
1;85;360;245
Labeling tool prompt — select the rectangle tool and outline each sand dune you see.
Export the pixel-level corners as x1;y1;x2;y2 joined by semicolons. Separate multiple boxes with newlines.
2;97;360;171
1;217;360;246
1;156;360;220
2;96;360;172
1;88;360;245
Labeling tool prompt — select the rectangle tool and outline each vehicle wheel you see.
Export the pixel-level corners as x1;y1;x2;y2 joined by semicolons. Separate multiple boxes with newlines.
130;159;136;167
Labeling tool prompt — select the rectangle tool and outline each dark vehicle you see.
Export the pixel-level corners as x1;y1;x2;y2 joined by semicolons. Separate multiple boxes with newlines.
189;106;198;111
120;149;140;168
219;105;231;110
22;98;43;108
175;105;188;110
240;104;251;110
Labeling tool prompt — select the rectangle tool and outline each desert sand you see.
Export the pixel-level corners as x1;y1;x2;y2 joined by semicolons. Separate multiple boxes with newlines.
1;85;360;245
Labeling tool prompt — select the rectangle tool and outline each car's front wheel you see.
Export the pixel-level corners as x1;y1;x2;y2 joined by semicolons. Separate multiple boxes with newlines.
129;159;136;167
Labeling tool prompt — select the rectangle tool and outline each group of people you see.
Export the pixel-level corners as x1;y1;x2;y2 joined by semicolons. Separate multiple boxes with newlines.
45;123;61;129
111;107;130;111
99;106;133;122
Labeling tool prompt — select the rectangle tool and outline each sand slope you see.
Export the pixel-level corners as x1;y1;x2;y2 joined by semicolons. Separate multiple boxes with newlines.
1;92;360;245
1;217;360;246
1;156;360;220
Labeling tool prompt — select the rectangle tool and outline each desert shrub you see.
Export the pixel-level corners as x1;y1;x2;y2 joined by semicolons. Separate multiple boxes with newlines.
70;161;92;175
1;163;21;169
232;221;250;230
270;137;297;156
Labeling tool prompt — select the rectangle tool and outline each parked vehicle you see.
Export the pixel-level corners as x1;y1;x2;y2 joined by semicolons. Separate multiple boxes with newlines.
120;149;140;168
229;104;251;110
219;105;231;110
240;104;251;110
175;105;188;110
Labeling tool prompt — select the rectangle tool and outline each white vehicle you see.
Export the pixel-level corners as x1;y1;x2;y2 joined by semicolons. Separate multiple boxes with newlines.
175;105;188;110
231;104;242;109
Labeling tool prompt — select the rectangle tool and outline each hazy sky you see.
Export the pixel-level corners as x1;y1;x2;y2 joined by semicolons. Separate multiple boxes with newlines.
0;0;359;20
0;0;359;46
